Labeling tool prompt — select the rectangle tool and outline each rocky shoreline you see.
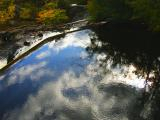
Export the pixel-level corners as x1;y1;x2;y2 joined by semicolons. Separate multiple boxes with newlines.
0;18;108;70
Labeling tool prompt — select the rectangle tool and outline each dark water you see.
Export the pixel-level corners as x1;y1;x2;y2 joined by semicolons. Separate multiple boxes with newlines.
0;25;159;120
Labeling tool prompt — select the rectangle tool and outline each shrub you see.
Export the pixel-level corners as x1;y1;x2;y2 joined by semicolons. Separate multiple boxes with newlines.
87;0;132;21
44;2;58;9
129;0;160;31
88;0;160;31
19;3;36;20
37;9;68;25
19;8;32;20
0;2;15;24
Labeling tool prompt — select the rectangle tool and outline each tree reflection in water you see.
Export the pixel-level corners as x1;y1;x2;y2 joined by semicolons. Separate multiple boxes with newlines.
87;22;160;120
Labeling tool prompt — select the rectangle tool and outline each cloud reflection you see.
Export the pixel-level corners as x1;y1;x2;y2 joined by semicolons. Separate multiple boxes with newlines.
6;61;53;86
3;60;142;120
0;29;146;120
36;51;51;60
48;30;91;54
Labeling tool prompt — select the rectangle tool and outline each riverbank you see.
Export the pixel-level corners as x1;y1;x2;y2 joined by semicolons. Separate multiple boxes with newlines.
0;3;89;69
0;19;109;71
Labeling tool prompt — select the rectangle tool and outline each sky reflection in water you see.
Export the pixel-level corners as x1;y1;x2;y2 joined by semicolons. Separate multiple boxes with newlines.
0;29;145;120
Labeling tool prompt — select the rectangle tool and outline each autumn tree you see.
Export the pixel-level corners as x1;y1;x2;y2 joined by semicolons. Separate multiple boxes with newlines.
0;0;15;24
36;1;68;25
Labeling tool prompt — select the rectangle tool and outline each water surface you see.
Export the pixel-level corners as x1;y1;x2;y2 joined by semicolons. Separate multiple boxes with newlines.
0;29;147;120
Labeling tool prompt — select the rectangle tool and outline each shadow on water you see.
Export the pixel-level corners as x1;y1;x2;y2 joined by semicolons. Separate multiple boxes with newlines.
98;83;143;120
88;22;160;120
89;22;160;74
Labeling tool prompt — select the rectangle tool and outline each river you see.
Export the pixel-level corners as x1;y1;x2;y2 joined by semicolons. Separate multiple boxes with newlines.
0;23;159;120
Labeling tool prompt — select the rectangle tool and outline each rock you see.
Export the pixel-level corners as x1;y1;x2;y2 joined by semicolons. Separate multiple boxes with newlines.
7;50;15;63
38;32;43;37
9;20;16;25
24;41;30;46
0;31;16;43
69;5;88;21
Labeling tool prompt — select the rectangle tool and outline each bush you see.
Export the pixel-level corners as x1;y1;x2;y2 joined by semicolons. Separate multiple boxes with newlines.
88;0;132;21
19;8;32;20
0;0;11;10
129;0;160;31
37;9;68;25
44;2;58;9
57;0;70;9
19;3;36;20
0;2;15;24
68;0;87;5
88;0;160;31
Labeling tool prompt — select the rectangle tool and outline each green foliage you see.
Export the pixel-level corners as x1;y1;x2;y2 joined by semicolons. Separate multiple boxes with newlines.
88;0;132;21
19;8;32;20
0;0;15;24
57;0;69;9
19;3;36;20
88;0;160;31
0;0;13;10
68;0;87;5
44;2;58;9
36;1;69;25
129;0;160;31
0;0;70;26
37;9;68;25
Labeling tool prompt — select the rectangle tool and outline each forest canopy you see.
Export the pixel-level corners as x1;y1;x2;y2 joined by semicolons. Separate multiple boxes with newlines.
88;0;160;31
0;0;85;25
0;0;160;31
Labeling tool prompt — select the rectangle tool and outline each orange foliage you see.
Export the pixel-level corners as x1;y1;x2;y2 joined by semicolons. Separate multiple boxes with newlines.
36;9;68;24
0;3;15;24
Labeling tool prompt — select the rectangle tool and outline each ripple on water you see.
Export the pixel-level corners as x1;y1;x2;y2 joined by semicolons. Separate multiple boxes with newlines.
0;29;146;120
